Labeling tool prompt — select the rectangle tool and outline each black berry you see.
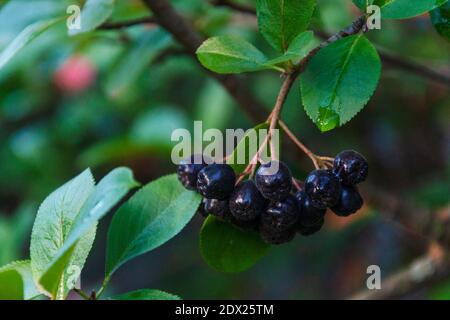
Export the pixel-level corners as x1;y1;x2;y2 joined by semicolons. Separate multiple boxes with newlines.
204;198;230;220
295;191;326;227
196;199;209;218
261;195;299;233
305;169;341;209
255;160;292;201
197;163;236;200
177;154;207;190
331;185;363;217
333;150;368;186
229;180;267;222
260;227;296;245
298;217;324;236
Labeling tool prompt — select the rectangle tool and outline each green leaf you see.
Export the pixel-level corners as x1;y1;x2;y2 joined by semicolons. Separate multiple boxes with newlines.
30;169;96;299
375;0;448;19
0;18;61;70
352;0;374;10
105;28;172;98
108;289;181;300
430;2;450;40
105;174;202;278
256;0;316;52
196;36;277;74
69;0;115;35
227;122;270;174
37;168;139;298
300;34;381;132
200;216;270;273
265;31;316;67
0;261;40;300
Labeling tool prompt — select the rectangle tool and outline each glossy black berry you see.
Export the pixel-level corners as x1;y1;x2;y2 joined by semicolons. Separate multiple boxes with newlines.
196;199;209;218
177;154;207;190
304;169;341;209
261;195;299;232
255;160;292;201
229;180;267;222
331;185;363;217
230;215;260;231
204;198;230;220
333;150;368;186
260;227;296;245
197;164;236;200
295;191;326;227
298;217;324;236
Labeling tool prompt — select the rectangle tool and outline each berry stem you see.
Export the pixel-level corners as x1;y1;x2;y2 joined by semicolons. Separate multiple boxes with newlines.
73;288;91;300
292;178;302;191
278;120;321;169
268;73;297;161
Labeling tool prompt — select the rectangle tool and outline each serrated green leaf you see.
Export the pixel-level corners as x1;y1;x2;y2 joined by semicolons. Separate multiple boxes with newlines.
196;36;278;74
108;289;181;300
200;216;270;273
30;169;96;299
265;31;317;67
375;0;448;19
0;261;40;300
69;0;115;35
227;122;270;174
38;168;139;298
256;0;316;52
105;174;202;278
430;2;450;40
0;18;62;70
300;35;381;132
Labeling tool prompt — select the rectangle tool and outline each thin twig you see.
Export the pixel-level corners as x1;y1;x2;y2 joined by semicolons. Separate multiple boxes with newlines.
73;288;91;300
350;245;450;300
210;0;255;15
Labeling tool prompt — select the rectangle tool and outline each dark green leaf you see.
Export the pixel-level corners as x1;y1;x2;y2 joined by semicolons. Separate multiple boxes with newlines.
0;261;40;300
105;28;172;98
300;35;381;132
200;216;270;273
352;0;374;10
196;36;278;74
375;0;448;19
109;289;181;300
430;2;450;40
256;0;316;52
69;0;115;35
105;174;201;278
265;31;316;67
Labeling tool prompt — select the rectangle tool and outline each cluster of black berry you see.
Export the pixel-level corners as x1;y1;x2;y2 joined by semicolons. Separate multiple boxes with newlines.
177;150;368;245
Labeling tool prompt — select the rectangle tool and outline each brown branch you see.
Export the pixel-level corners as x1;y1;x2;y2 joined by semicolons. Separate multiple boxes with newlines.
210;0;255;15
142;0;266;123
378;49;450;86
350;246;450;300
362;185;450;251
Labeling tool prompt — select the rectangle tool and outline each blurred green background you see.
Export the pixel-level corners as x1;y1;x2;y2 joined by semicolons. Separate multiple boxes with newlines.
0;0;449;299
